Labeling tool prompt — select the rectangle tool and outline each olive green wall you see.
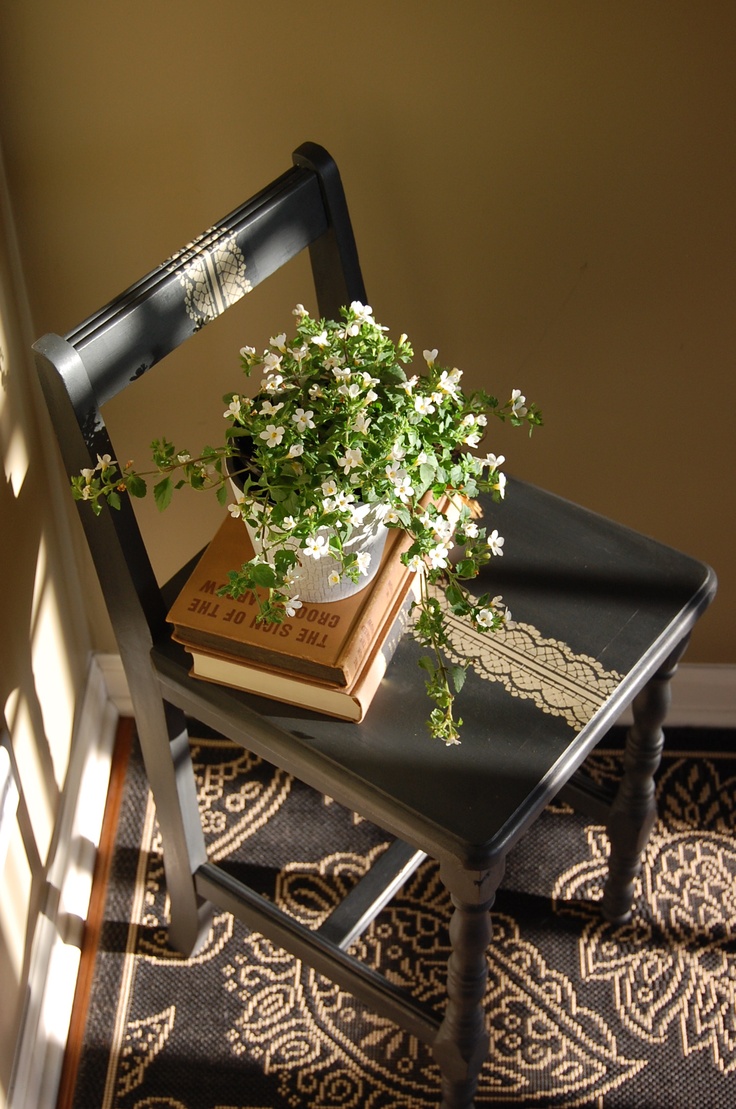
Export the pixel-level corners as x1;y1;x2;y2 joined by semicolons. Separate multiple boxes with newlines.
0;0;733;662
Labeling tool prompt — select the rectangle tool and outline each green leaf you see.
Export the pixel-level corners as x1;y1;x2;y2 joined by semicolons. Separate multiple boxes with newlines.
251;563;277;588
419;462;435;488
451;665;467;693
216;484;229;506
127;474;147;499
107;490;121;511
445;583;464;608
153;477;173;511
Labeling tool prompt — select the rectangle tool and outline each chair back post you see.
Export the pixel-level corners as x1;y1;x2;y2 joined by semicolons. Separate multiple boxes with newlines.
292;141;367;315
32;143;367;664
33;332;169;647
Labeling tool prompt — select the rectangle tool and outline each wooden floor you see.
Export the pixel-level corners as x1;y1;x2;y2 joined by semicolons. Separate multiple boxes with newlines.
55;718;135;1109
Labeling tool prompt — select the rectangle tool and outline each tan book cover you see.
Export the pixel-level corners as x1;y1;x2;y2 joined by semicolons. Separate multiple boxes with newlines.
167;512;415;687
186;585;416;721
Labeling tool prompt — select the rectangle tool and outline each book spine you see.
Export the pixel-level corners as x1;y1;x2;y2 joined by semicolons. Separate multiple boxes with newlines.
188;589;416;721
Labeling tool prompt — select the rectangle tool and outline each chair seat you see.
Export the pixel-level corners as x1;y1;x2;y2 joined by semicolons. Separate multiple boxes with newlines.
154;476;714;872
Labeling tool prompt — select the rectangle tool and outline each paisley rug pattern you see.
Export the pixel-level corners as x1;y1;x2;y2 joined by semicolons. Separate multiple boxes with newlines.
70;728;736;1108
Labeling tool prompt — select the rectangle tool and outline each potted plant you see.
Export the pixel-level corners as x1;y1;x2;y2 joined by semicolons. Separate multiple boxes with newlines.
72;301;541;745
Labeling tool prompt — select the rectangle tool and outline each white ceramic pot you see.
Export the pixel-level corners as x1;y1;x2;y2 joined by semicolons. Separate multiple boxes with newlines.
228;477;388;603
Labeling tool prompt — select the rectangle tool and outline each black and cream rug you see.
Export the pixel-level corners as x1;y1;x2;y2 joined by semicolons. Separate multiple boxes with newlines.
69;727;736;1108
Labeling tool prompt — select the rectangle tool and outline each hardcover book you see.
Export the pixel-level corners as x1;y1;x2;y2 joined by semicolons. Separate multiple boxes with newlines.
186;585;417;721
167;513;416;687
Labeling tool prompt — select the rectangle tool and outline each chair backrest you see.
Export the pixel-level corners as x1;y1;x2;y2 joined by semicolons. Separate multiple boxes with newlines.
33;142;367;659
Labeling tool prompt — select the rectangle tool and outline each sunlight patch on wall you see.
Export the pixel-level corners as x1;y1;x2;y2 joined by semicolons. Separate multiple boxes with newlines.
4;690;54;863
0;813;31;984
0;318;30;498
30;534;75;790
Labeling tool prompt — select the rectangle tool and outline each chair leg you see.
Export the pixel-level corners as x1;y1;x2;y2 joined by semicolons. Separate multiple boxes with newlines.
433;858;505;1109
601;637;689;924
134;696;213;955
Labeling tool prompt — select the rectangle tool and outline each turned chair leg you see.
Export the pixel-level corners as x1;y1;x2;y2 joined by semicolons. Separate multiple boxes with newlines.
433;859;505;1109
133;694;213;955
602;637;689;924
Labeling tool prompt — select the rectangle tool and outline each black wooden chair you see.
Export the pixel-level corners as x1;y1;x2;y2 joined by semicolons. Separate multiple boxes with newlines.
33;142;716;1109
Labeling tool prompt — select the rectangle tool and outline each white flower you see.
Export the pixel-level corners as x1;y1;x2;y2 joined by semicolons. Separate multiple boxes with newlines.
270;332;287;352
95;453;114;470
464;520;479;539
492;472;507;499
331;365;352;380
438;367;462;393
433;514;455;541
401;375;418;394
365;389;379;404
311;330;330;348
423;348;439;367
428;542;452;570
338;382;362;399
337;447;363;473
475;608;496;629
416;451;429;464
259;424;285;447
355;551;372;575
284;595;303;617
292;407;315;432
321;478;339;497
262;373;285;394
481;453;505;472
388;442;406;462
303;535;327;559
385;460;403;482
177;452;191;464
334;490;355;510
393;471;415;503
328;571;342;587
288;443;304;458
510;389;528;417
292;303;308;317
350;300;374;323
407;554;425;574
260;399;284;416
414;394;436;415
464;431;481;448
262;351;283;370
239;344;256;360
227;503;242;519
353;411;371;433
383;507;400;525
359;370;380;388
487;530;505;556
281;515;296;529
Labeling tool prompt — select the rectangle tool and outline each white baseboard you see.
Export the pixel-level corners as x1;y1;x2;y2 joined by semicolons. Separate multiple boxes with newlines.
96;652;736;729
657;664;736;728
8;655;119;1109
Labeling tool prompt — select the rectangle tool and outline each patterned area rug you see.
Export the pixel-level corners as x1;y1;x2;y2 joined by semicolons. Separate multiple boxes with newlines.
69;727;736;1109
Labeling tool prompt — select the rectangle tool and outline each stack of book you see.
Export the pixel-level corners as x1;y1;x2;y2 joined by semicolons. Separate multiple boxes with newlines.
166;513;419;721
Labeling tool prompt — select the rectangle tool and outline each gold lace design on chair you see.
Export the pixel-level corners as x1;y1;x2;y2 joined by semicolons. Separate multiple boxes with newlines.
166;225;252;323
429;585;623;730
